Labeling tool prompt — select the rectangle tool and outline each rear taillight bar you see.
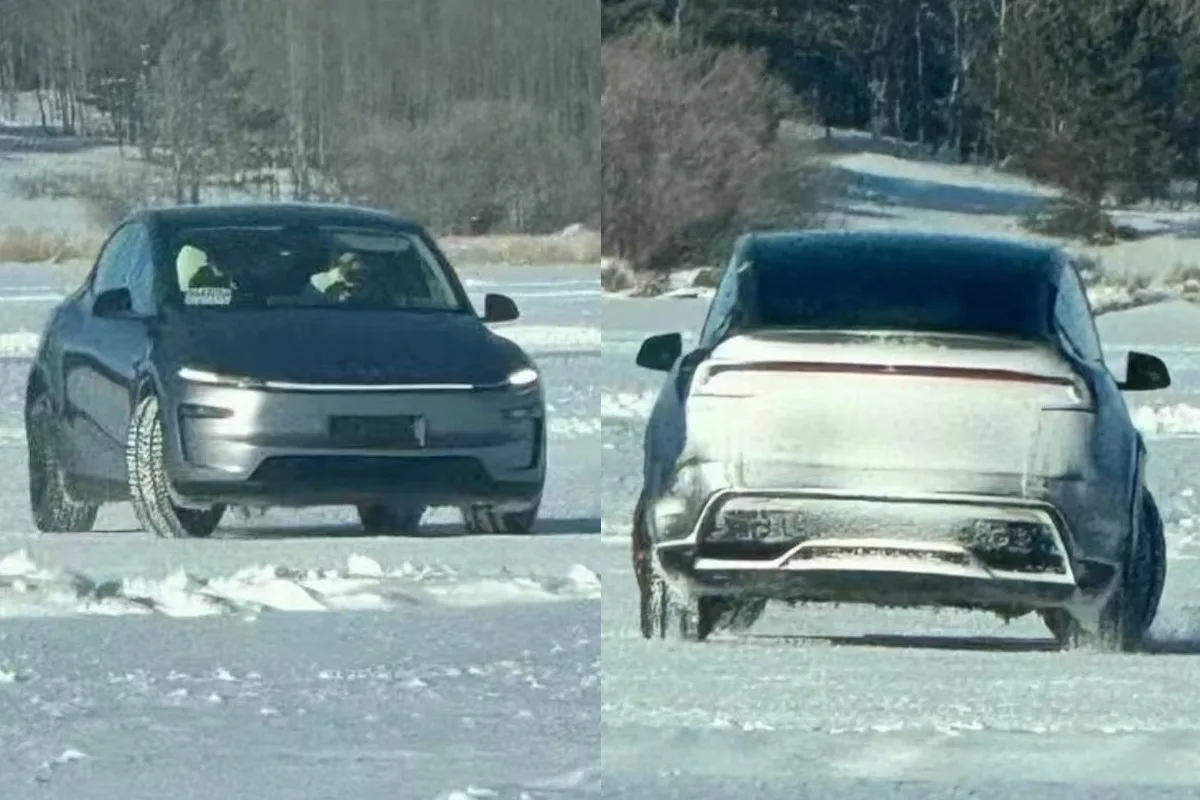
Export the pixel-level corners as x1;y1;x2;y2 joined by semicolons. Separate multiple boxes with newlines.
704;361;1073;386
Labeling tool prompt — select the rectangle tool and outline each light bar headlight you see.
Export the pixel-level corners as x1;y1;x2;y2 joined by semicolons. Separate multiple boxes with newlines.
507;367;539;388
177;366;260;389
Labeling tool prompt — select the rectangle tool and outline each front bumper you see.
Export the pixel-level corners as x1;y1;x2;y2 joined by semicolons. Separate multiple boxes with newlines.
162;379;545;508
651;485;1113;614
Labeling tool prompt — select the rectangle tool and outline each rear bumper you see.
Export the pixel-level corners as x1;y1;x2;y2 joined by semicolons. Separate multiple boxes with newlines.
651;486;1114;613
662;552;1080;611
161;380;546;508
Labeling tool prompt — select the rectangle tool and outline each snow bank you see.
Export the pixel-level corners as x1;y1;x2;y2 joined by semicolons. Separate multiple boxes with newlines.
0;549;600;619
0;331;39;357
832;151;1056;199
601;391;657;421
493;324;599;352
549;415;601;438
435;765;601;800
1132;404;1200;439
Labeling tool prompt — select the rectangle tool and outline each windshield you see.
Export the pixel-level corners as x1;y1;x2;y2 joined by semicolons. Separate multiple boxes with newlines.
750;248;1053;341
167;224;466;312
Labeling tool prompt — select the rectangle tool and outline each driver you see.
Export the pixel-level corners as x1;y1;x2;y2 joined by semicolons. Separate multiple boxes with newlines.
321;251;391;305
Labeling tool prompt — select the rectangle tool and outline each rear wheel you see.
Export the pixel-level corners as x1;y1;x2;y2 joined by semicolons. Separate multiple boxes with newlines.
127;394;225;538
356;503;426;534
26;394;98;533
462;499;540;535
633;497;766;641
1043;491;1166;652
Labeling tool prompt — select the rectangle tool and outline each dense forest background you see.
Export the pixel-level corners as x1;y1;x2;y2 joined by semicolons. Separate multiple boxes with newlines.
0;0;599;235
603;0;1200;269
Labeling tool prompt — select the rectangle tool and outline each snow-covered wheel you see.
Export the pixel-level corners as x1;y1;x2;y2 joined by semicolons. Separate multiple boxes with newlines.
632;498;763;641
1043;490;1166;652
126;394;225;538
356;502;426;534
461;499;540;535
26;393;98;533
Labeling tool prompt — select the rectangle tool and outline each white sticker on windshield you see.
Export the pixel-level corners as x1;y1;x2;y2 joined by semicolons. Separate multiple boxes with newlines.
184;287;232;306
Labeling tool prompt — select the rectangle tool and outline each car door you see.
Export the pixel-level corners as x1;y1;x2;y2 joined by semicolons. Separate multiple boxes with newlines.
66;223;157;482
60;224;134;478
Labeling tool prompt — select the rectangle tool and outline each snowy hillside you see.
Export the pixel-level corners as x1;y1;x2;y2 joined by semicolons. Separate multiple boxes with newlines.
0;93;599;269
606;132;1200;314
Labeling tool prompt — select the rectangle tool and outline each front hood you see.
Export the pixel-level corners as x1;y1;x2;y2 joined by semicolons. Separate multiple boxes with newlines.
161;310;527;385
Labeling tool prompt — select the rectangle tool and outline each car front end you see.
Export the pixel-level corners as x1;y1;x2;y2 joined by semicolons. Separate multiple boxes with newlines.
160;360;545;510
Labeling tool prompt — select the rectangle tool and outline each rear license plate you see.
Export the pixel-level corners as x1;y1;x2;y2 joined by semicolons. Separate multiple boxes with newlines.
715;509;804;542
328;415;426;448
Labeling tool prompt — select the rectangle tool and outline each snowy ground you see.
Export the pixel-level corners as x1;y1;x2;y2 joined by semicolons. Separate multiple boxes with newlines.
0;263;601;799
601;286;1200;797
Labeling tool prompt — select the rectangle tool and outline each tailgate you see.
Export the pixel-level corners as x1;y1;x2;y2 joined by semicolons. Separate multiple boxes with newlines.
684;333;1092;486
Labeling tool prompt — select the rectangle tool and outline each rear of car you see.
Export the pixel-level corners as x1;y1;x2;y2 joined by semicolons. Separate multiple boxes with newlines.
638;232;1160;647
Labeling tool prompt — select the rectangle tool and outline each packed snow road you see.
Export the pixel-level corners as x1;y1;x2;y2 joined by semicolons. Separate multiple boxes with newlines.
601;295;1200;799
0;263;601;799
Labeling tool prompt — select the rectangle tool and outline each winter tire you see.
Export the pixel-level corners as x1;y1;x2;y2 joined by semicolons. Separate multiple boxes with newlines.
632;499;752;641
1043;490;1166;652
127;394;225;538
26;393;98;533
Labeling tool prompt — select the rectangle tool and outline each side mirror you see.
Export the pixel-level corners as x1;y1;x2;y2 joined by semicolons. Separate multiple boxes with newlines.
1120;350;1170;392
93;287;133;318
636;332;683;372
482;293;520;323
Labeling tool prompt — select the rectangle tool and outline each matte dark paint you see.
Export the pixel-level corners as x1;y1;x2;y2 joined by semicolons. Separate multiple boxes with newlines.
27;203;541;508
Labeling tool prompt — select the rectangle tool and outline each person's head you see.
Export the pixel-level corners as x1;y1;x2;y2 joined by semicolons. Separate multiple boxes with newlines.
335;251;365;285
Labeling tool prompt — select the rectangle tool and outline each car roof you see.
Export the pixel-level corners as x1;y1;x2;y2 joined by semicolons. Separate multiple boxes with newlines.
132;202;423;232
742;230;1061;278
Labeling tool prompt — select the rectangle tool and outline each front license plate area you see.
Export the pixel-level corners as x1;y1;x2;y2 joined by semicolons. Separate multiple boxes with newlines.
328;415;425;449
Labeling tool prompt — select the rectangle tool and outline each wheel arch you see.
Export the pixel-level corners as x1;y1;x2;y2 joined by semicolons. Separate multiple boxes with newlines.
130;371;161;406
25;364;62;420
26;365;49;404
1126;434;1151;560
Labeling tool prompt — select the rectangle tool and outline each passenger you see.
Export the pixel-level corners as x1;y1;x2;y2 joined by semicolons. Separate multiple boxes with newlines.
176;244;234;290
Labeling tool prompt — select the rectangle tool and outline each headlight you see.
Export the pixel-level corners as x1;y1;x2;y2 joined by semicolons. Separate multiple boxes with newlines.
507;367;539;388
177;366;260;388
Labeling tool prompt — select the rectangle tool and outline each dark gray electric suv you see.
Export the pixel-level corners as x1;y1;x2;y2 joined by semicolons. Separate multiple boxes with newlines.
25;203;546;538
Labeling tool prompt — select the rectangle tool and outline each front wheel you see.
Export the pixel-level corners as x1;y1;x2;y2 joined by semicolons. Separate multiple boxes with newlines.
126;395;225;538
26;394;98;533
1043;491;1166;652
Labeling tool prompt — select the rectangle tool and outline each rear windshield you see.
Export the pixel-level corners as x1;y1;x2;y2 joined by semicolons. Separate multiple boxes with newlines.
164;223;467;313
750;246;1053;340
